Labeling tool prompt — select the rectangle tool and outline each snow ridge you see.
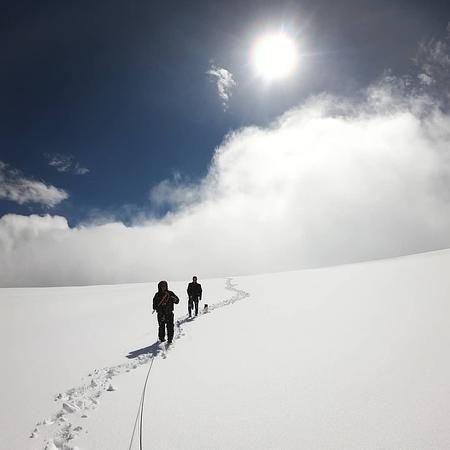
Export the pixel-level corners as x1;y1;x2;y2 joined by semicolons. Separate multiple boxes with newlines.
32;278;250;450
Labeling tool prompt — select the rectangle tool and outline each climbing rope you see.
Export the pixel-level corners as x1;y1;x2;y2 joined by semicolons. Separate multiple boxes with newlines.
128;356;155;450
128;278;249;449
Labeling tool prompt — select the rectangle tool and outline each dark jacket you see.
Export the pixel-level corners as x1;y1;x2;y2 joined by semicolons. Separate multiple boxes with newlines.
153;290;180;314
187;282;202;300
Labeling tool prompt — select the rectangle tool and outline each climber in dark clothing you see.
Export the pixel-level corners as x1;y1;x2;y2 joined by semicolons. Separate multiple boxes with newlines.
187;276;202;317
153;280;179;344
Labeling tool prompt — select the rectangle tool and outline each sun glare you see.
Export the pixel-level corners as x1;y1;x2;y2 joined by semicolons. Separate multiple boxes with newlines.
253;33;298;81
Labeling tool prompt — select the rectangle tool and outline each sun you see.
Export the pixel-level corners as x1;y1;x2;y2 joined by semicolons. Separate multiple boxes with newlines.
253;33;298;81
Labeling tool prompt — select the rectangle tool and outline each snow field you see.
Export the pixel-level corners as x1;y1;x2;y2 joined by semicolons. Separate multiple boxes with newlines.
0;278;234;449
1;250;450;449
137;251;450;450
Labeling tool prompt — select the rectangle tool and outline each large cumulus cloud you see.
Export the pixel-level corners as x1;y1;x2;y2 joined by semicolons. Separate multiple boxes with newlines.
2;79;450;286
2;27;450;287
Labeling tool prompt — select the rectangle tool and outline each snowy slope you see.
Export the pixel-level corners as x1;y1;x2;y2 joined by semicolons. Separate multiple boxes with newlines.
1;250;450;449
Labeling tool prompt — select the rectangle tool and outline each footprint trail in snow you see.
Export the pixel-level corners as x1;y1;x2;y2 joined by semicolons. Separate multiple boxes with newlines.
32;278;249;449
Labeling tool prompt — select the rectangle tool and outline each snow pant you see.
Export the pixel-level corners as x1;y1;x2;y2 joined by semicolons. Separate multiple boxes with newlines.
188;297;200;316
157;311;174;342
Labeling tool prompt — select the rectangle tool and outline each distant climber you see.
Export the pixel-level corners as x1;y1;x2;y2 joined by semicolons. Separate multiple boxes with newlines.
153;280;179;344
187;276;202;317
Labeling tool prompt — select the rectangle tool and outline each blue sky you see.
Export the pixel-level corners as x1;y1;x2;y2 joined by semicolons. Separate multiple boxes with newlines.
2;1;450;286
2;0;450;225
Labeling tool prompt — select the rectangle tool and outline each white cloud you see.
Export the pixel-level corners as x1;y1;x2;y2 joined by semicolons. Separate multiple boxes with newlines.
207;65;236;110
2;31;450;287
417;73;434;86
0;161;69;207
74;164;90;175
415;22;450;97
2;83;450;286
0;214;69;253
149;172;202;209
47;154;72;172
46;153;90;175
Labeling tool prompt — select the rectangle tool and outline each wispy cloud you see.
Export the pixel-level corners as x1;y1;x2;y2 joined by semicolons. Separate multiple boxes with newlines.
149;172;202;209
207;64;236;110
45;153;90;175
0;161;68;208
415;22;450;98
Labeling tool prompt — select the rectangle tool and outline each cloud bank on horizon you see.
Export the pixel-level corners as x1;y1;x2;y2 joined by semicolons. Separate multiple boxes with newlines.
1;30;450;287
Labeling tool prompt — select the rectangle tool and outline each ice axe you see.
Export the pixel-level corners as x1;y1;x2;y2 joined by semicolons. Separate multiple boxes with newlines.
152;292;169;313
